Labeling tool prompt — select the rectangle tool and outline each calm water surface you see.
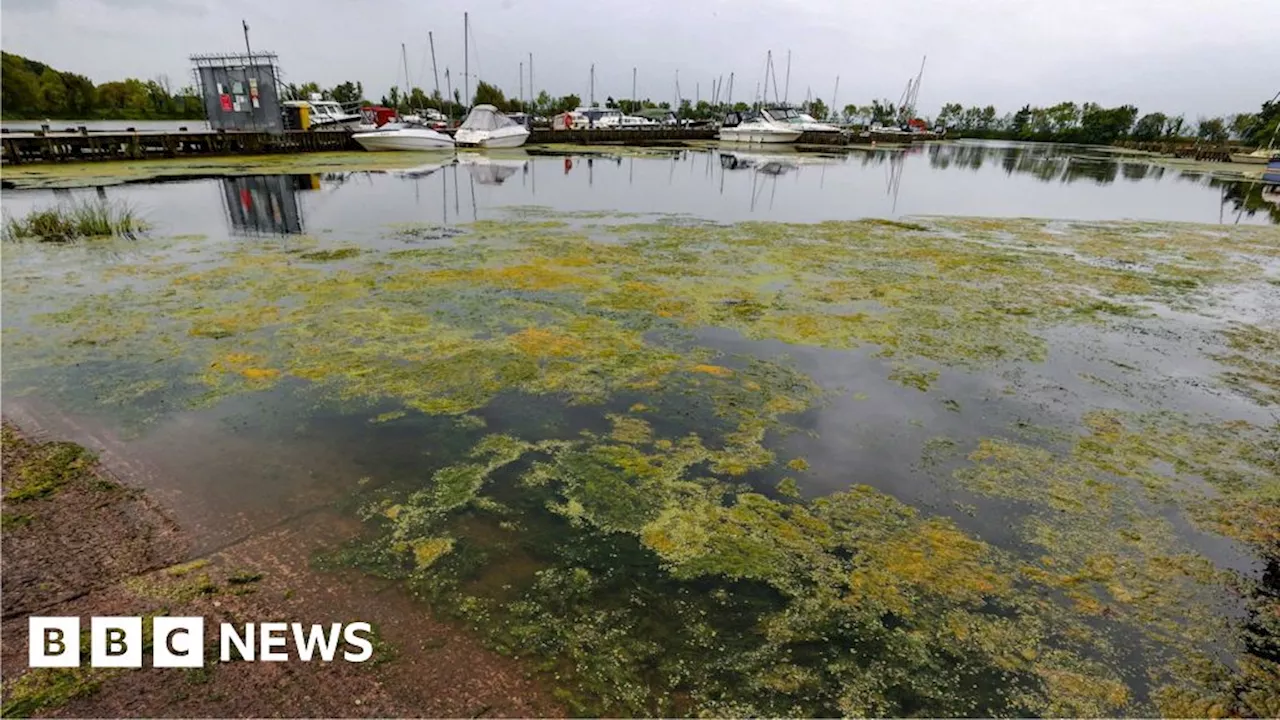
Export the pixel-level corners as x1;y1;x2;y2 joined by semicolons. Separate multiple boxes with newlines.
3;140;1277;715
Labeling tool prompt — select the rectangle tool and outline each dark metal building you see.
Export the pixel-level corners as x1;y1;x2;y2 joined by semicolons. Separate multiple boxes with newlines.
191;52;283;133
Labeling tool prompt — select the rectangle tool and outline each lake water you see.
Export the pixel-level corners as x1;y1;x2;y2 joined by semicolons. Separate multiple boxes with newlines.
3;141;1278;716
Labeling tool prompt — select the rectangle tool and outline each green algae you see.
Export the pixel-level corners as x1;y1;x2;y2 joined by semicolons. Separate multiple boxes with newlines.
0;151;438;190
4;211;1280;716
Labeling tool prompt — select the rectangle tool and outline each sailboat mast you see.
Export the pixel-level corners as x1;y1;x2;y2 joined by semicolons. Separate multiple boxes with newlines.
401;43;412;105
445;67;453;116
727;72;734;106
429;32;441;102
784;49;791;105
519;61;524;108
590;63;595;106
468;11;473;109
632;67;637;103
910;55;926;119
769;52;781;105
832;75;839;121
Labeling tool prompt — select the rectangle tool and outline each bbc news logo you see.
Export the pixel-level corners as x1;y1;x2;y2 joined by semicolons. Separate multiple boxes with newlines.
30;617;374;668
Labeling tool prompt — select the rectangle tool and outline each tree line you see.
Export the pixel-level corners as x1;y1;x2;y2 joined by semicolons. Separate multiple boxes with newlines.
1;52;203;120
928;99;1278;145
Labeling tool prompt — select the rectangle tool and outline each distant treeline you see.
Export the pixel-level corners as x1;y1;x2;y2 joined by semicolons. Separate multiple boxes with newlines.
925;100;1279;146
1;52;204;120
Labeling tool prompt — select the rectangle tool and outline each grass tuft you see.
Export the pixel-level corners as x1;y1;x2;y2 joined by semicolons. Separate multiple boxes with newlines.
2;199;148;243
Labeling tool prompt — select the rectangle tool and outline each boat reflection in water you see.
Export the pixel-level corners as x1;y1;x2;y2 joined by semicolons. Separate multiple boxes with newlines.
458;154;530;186
220;174;319;236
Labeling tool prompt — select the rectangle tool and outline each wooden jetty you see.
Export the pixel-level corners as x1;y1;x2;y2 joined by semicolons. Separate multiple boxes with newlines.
1;128;356;164
1;126;932;165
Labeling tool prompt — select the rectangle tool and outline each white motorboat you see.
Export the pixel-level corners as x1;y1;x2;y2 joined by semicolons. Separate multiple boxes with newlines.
283;96;364;130
353;123;455;152
718;108;803;144
778;108;841;133
1230;149;1279;165
454;104;531;148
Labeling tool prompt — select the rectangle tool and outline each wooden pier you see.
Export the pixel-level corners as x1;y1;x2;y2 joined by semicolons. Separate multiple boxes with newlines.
1;126;932;165
1;129;357;164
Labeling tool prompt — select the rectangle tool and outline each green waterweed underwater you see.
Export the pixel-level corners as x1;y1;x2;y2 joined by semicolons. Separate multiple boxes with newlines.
3;211;1279;716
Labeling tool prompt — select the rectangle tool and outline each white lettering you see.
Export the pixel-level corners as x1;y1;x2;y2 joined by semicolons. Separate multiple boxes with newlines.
259;622;289;661
342;622;373;663
292;623;343;662
220;622;254;661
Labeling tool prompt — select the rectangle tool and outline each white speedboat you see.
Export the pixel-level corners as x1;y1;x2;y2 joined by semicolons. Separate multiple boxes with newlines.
353;123;455;151
718;108;803;144
284;97;364;130
454;104;531;148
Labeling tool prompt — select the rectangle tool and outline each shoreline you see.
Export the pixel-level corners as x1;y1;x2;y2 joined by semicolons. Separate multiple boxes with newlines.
0;417;559;718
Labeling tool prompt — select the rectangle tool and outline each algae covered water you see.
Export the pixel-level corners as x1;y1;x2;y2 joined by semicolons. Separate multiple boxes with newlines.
2;142;1278;716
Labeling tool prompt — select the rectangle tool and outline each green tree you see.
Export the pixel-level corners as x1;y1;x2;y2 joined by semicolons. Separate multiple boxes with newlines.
1009;105;1032;136
1229;113;1257;140
1196;116;1228;143
1131;112;1167;141
1164;115;1185;138
1242;99;1278;146
809;97;828;121
472;80;507;108
331;81;364;105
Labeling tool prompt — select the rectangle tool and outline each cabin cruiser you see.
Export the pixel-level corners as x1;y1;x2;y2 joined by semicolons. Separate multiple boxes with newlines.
353;122;455;151
454;104;531;148
578;106;623;128
718;108;803;144
283;97;363;130
771;107;841;133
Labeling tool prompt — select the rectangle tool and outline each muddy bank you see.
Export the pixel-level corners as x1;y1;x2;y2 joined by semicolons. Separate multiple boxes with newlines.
0;420;558;718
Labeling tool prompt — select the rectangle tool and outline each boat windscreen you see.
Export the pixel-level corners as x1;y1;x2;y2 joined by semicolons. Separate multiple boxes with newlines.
460;106;518;131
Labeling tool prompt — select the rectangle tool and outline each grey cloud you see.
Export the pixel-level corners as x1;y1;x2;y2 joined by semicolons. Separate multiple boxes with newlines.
1;0;1275;118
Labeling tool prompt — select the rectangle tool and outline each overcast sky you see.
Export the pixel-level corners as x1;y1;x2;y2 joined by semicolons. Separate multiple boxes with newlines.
3;0;1276;118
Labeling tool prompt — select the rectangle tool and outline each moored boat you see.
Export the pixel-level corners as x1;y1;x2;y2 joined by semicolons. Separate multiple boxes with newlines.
454;104;531;148
718;108;803;144
353;123;455;152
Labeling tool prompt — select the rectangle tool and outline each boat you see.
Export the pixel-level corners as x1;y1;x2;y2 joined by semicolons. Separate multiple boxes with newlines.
551;111;589;130
1230;148;1280;165
283;96;363;130
767;105;840;133
454;104;531;148
718;108;803;144
352;122;455;151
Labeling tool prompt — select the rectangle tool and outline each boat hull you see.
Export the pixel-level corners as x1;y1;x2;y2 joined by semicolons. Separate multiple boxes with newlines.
1231;153;1274;165
719;128;802;144
353;130;455;152
454;129;530;148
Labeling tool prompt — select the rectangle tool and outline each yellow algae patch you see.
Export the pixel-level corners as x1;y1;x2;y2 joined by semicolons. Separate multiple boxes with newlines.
691;364;733;377
846;519;1010;615
509;327;586;358
240;368;280;381
409;536;455;569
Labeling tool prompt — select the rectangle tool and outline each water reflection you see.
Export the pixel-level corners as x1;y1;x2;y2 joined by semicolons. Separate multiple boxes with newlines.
219;174;313;235
169;141;1280;235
